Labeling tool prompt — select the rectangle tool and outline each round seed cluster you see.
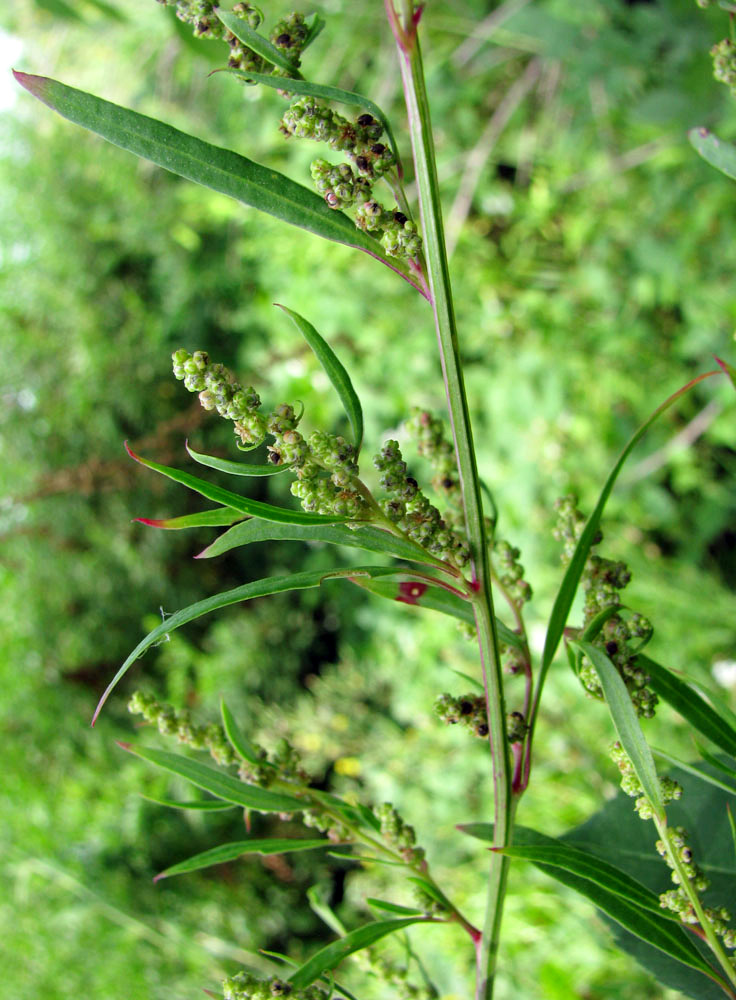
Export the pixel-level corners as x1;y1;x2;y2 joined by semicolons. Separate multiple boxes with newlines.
154;1;274;74
405;408;459;501
554;495;657;718
373;440;470;566
656;827;736;951
609;741;682;819
434;692;488;739
269;12;309;65
355;203;422;259
128;690;239;766
310;159;372;210
494;539;532;607
223;971;325;1000
711;38;736;95
374;802;425;866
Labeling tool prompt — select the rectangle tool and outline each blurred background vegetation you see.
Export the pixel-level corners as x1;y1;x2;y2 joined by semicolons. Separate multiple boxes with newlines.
2;0;735;997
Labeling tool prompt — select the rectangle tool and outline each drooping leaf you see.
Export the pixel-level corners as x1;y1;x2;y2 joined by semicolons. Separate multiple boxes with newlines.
215;11;302;75
276;304;363;452
126;442;350;525
186;443;292;477
12;73;422;292
366;898;425;916
119;744;305;813
641;655;736;760
577;641;664;818
220;699;273;768
92;565;400;722
155;837;334;880
651;748;736;797
288;918;431;989
225;70;402;168
134;507;246;530
540;370;719;685
689;127;736;182
140;794;237;812
459;823;722;983
197;516;436;566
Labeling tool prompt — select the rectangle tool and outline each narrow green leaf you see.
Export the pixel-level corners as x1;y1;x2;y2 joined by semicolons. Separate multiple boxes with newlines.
276;304;363;452
303;13;326;50
186;443;292;477
541;371;719;678
651;748;736;797
155;838;333;880
689;127;736;181
640;655;736;759
225;70;402;168
220;699;272;768
288;918;430;989
328;851;406;867
715;356;736;391
12;73;422;292
140;794;236;812
134;507;246;530
308;885;348;936
457;823;720;981
93;565;399;723
366;898;425;916
120;744;305;813
577;641;664;818
126;441;350;525
728;805;736;863
405;877;445;906
693;743;736;783
196;517;435;565
449;669;484;692
216;11;302;74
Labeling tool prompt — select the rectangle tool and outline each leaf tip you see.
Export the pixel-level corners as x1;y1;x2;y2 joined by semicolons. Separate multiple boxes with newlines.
12;70;52;104
152;871;168;884
124;440;140;462
115;740;132;751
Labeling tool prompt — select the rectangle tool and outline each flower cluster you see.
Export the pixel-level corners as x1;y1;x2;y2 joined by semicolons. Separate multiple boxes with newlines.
128;690;240;766
404;408;459;501
609;741;682;819
493;539;532;607
657;827;736;949
554;495;657;718
711;38;736;95
280;97;421;260
374;802;425;867
223;971;325;1000
172;350;369;520
374;440;470;566
434;692;488;739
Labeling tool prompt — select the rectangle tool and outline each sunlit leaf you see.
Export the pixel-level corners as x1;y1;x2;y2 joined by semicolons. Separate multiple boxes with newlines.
134;507;246;530
366;898;425;916
276;304;363;452
119;744;305;813
689;127;736;181
140;794;236;812
220;699;273;768
576;641;664;818
155;837;334;880
651;748;736;797
186;443;292;477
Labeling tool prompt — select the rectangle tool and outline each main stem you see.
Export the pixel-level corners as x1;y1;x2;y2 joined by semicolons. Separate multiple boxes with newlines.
387;4;513;997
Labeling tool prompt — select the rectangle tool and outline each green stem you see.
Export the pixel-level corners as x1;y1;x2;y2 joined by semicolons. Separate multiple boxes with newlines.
387;4;513;997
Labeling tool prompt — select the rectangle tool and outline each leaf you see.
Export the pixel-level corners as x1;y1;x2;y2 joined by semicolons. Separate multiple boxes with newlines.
728;805;736;864
651;748;736;797
640;655;736;759
288;918;430;989
215;11;302;75
303;13;326;50
715;356;736;392
694;743;736;784
689;128;736;182
541;370;719;680
197;513;434;565
120;744;305;813
155;838;333;880
559;762;736;999
12;73;421;292
225;70;402;169
92;565;400;722
140;794;237;812
449;669;484;692
126;441;350;525
186;443;292;477
458;824;721;983
134;507;246;530
276;304;363;452
220;699;272;768
366;898;425;916
576;641;664;818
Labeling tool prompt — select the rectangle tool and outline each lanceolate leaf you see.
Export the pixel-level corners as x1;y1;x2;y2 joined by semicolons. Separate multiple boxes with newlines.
540;370;719;685
135;507;246;530
92;565;400;723
220;699;272;768
226;70;402;168
155;838;333;880
276;304;364;452
120;744;305;813
215;11;301;75
186;443;292;477
197;514;436;565
689;127;736;182
12;73;422;292
640;655;736;759
126;442;350;525
366;898;425;916
288;918;431;989
458;824;720;981
577;641;664;818
651;748;736;797
140;794;236;811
